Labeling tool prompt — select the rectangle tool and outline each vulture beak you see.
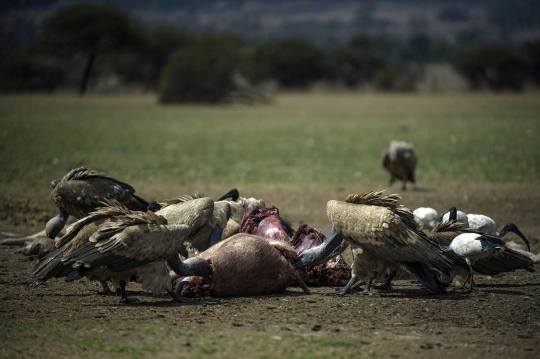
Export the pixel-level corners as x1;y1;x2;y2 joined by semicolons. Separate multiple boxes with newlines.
293;227;344;268
217;188;240;202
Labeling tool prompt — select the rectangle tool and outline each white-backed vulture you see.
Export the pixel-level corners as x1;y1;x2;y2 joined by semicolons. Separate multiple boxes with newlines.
157;193;231;254
216;188;266;239
33;197;216;303
45;167;150;240
294;191;453;295
382;141;417;190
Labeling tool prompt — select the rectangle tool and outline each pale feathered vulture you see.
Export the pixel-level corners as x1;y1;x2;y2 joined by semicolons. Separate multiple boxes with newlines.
33;197;215;303
382;141;417;190
46;167;150;240
216;188;266;240
294;191;453;295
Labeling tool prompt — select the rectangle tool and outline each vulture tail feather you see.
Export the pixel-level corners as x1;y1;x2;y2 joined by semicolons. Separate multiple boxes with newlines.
404;262;447;295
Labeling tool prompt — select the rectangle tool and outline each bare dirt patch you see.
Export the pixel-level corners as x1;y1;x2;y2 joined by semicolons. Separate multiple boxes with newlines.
1;182;539;358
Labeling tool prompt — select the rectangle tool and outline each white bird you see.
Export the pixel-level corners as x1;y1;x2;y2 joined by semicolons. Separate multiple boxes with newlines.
441;207;469;227
466;214;530;251
435;232;503;292
444;207;530;252
413;207;439;230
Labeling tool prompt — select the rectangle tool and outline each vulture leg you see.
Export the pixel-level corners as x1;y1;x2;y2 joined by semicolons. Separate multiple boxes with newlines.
293;227;344;268
389;176;396;187
98;280;115;296
336;274;359;296
357;277;374;296
118;280;140;304
374;270;397;290
401;181;407;191
209;225;224;247
498;223;531;252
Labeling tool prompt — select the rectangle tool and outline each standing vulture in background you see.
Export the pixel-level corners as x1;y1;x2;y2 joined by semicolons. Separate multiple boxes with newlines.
294;191;453;295
382;141;417;190
33;197;215;303
46;167;150;240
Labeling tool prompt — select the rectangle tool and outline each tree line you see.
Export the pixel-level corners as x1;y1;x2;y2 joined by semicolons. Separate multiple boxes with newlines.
1;4;539;103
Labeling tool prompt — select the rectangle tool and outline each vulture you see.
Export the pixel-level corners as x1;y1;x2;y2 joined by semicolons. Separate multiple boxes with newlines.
430;219;534;291
33;197;216;303
382;141;417;191
157;193;230;254
216;188;266;240
174;233;310;298
46;167;150;240
294;191;453;295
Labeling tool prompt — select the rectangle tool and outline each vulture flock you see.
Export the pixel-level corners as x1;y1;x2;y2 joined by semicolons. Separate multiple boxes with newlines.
2;141;538;304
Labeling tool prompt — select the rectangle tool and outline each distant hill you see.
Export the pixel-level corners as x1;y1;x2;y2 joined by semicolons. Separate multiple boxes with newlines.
2;0;540;46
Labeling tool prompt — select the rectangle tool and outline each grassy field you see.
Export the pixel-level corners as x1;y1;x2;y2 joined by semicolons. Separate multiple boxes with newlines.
1;92;539;359
1;92;539;194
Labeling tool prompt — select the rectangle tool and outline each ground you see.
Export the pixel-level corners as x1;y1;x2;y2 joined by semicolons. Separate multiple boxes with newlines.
0;183;539;359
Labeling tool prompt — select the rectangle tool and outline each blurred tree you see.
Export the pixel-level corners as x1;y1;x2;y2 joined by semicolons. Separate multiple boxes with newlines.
452;45;530;91
41;4;143;95
110;25;194;90
324;34;386;88
250;37;325;88
372;64;418;92
524;41;540;86
159;32;243;103
0;53;66;92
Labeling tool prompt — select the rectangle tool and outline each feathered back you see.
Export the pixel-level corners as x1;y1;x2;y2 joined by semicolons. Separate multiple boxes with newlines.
159;193;206;208
57;167;136;192
89;208;168;243
55;199;134;248
345;191;400;209
431;220;470;234
345;191;419;230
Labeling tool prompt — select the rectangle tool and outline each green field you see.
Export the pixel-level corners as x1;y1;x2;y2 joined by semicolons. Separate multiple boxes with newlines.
1;92;539;195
